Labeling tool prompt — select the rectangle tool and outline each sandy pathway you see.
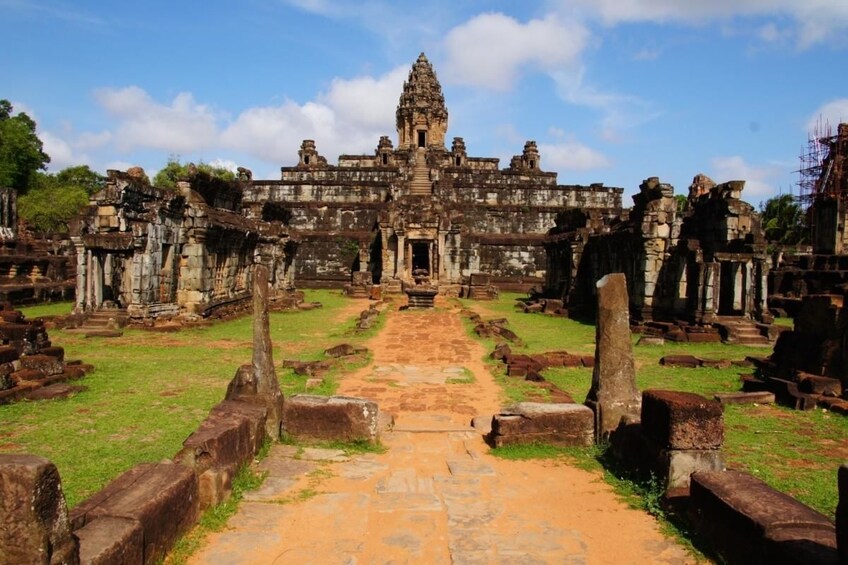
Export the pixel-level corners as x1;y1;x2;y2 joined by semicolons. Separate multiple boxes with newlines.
189;300;693;564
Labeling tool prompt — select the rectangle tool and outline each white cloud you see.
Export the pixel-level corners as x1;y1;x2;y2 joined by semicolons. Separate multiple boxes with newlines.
222;66;406;163
551;68;661;141
710;155;782;199
558;0;848;46
443;13;589;90
539;140;611;171
93;87;220;154
40;131;79;170
806;99;848;132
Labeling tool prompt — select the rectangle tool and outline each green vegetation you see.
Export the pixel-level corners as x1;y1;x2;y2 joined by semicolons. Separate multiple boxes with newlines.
19;301;75;319
760;193;806;245
153;157;235;189
2;290;365;507
18;166;104;232
0;100;50;192
464;293;846;519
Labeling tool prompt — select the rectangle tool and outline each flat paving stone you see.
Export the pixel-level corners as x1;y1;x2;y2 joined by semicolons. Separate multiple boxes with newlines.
300;447;348;462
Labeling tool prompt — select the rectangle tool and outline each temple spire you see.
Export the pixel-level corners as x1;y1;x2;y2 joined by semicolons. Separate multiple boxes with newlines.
396;52;448;150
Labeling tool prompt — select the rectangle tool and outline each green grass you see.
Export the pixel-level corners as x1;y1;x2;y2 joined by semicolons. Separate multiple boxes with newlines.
465;292;847;519
0;290;366;508
19;300;75;318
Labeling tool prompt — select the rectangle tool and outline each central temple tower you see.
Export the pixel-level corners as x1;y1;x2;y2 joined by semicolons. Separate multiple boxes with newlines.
396;53;448;151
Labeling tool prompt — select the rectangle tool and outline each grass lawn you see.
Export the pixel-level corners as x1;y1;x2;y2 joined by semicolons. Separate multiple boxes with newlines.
461;293;847;519
3;290;368;507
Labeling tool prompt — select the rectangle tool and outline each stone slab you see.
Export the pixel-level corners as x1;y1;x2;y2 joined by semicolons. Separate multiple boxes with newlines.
661;448;724;490
76;516;143;565
690;469;836;565
714;391;776;405
70;463;198;565
490;402;593;447
283;394;379;443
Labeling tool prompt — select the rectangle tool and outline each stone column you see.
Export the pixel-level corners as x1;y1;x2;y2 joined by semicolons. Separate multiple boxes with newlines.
396;235;406;279
72;238;86;313
250;264;283;439
584;273;641;441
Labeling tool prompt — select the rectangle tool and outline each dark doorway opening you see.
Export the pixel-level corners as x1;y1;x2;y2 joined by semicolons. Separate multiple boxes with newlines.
369;234;383;284
411;241;430;274
417;131;426;148
718;261;743;316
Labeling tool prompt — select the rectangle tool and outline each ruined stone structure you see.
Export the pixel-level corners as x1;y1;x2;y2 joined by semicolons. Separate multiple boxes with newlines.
770;123;848;314
73;53;622;320
243;53;623;295
0;187;76;304
550;175;770;329
72;170;293;321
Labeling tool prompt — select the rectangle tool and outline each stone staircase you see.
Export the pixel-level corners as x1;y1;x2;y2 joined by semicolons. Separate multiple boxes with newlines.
714;318;771;346
67;308;129;337
409;149;431;196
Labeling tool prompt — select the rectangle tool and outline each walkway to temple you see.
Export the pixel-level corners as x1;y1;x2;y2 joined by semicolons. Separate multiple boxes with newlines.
190;302;693;564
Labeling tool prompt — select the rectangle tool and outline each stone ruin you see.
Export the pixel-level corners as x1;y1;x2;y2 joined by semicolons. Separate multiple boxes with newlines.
73;53;623;320
750;291;848;413
0;187;75;305
72;169;300;324
544;174;772;341
0;303;90;404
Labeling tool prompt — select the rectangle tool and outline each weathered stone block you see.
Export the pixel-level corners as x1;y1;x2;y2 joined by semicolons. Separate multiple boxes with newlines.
490;402;594;447
797;373;842;397
641;390;723;450
690;470;836;565
0;345;18;364
75;516;143;565
659;354;701;368
174;401;265;508
0;454;79;565
660;448;724;489
282;395;379;443
70;463;198;565
20;354;64;376
714;391;775;405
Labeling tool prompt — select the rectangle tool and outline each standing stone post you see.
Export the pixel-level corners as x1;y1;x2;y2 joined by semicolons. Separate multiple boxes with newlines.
0;454;79;564
584;273;641;441
225;264;284;440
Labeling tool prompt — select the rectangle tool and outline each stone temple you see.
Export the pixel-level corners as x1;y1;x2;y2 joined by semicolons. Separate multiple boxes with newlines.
72;53;623;320
72;53;768;329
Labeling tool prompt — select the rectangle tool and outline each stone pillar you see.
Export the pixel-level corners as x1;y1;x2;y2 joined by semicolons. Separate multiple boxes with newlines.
72;239;86;313
252;264;283;439
585;273;641;441
0;454;79;564
396;235;406;279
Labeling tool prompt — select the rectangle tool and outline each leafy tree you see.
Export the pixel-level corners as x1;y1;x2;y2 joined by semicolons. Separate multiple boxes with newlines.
0;100;50;192
17;167;97;233
674;194;688;214
760;193;806;245
55;164;105;196
152;157;235;189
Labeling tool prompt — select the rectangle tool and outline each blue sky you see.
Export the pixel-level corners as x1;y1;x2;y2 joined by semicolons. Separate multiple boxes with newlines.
2;0;848;205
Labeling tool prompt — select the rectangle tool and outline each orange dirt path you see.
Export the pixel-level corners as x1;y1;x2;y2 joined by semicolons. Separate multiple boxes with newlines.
189;300;693;564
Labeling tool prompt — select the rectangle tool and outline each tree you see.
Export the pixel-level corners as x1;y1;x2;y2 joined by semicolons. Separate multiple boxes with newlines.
152;157;235;189
0;100;50;192
55;164;105;196
760;194;806;246
17;166;99;233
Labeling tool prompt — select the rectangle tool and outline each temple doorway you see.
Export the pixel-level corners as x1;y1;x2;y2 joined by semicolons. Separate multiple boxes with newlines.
411;241;430;274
